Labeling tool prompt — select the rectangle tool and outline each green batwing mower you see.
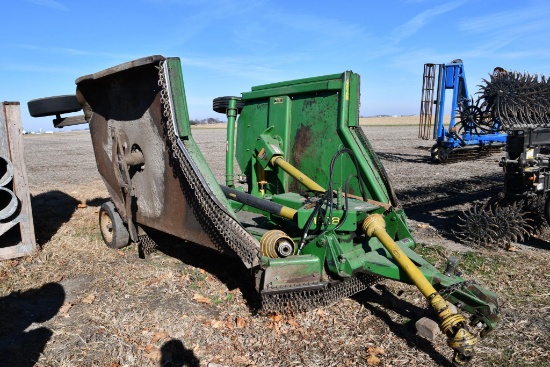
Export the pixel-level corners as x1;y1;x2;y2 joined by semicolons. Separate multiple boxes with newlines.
28;56;500;366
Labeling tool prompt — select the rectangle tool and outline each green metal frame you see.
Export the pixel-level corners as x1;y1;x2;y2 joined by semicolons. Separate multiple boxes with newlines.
163;60;499;335
236;72;394;204
229;69;498;333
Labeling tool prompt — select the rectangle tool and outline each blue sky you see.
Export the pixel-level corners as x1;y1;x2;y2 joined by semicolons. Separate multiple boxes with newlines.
2;0;550;131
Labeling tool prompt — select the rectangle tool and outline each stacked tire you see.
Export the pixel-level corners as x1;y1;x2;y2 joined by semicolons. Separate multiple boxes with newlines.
0;156;18;220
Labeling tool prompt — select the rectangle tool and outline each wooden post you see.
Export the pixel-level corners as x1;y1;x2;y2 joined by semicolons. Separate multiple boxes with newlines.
0;102;37;259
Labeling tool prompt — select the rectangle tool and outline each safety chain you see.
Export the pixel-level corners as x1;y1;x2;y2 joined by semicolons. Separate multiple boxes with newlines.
261;274;381;313
157;60;261;268
139;235;158;255
353;126;398;206
438;280;477;300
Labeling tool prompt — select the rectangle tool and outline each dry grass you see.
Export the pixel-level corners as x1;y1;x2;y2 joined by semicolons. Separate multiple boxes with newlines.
4;214;548;367
359;116;419;126
1;127;549;367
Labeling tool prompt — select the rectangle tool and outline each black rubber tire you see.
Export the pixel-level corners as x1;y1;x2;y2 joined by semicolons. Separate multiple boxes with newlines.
99;202;130;249
430;145;440;160
27;95;82;117
213;96;244;114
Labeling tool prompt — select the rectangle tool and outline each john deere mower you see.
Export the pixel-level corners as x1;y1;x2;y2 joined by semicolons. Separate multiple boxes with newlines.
28;56;500;366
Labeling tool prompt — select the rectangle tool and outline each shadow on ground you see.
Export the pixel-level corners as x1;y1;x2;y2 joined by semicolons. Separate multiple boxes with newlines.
0;282;65;367
147;233;455;365
521;232;550;250
147;230;262;311
31;190;78;245
376;151;433;164
396;173;502;241
160;339;200;367
30;190;109;246
85;197;109;208
353;283;454;367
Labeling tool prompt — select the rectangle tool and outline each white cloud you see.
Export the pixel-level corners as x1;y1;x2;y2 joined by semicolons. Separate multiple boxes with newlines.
180;55;285;82
0;63;77;74
459;3;550;38
25;0;68;11
391;1;466;43
12;44;140;60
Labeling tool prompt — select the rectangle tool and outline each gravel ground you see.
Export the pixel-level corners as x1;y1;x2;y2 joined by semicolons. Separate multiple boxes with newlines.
24;131;99;191
0;125;548;367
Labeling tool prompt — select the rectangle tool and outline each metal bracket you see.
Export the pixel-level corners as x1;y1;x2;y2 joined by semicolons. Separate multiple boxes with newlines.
111;126;139;243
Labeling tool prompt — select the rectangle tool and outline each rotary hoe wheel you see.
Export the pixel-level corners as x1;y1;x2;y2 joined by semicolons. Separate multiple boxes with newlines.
479;69;550;128
455;199;531;248
455;203;497;246
490;200;530;244
522;194;548;236
458;105;484;134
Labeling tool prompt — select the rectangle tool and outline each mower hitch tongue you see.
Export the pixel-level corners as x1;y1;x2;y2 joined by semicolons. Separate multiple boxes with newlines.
29;55;500;366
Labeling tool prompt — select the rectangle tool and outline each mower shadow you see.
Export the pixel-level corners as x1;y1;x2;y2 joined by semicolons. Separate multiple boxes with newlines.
0;282;65;367
152;234;455;366
148;231;262;311
353;283;454;367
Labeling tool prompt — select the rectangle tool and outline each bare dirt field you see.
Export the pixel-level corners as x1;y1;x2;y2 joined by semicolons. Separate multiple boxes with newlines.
1;122;549;367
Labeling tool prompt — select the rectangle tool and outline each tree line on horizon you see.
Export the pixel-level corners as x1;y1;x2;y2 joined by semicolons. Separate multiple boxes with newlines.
189;117;225;125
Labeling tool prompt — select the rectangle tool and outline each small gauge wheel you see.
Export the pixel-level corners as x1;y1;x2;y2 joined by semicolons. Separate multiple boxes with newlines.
430;144;441;160
460;105;483;130
213;96;245;114
99;202;130;249
27;95;82;117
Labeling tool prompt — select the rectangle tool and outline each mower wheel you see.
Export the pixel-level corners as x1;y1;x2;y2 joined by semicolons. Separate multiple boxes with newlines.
213;96;244;114
430;145;441;160
27;95;82;117
99;202;130;249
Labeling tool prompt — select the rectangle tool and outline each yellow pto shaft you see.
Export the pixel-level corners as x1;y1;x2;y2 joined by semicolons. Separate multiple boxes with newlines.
270;156;325;193
362;214;478;366
267;155;477;365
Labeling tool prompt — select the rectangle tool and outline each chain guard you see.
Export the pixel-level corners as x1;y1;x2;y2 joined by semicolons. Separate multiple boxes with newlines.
158;60;261;269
